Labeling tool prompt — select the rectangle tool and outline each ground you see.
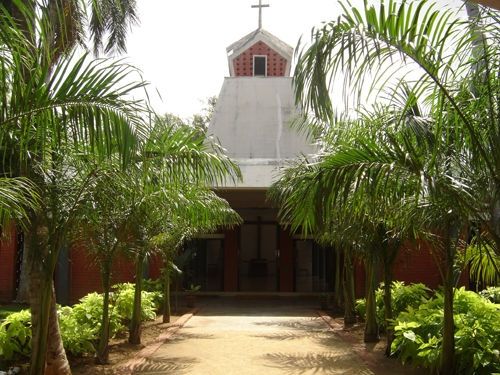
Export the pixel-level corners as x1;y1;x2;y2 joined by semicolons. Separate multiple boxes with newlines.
71;312;186;375
3;298;426;374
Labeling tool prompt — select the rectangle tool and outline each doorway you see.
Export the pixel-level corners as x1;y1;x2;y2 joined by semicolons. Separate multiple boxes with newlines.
294;240;334;292
239;218;277;291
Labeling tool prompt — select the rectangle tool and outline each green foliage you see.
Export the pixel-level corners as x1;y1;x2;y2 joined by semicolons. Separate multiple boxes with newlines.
58;306;96;356
392;288;500;374
113;283;159;321
71;293;124;338
355;298;366;320
0;283;162;358
0;309;31;361
479;287;500;304
356;281;431;330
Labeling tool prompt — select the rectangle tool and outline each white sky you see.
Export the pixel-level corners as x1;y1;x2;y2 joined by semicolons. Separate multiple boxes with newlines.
124;0;466;119
125;0;342;119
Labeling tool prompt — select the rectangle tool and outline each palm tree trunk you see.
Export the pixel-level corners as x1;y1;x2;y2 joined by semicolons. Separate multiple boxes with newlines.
96;260;112;364
382;242;399;356
129;254;144;345
343;250;356;326
15;232;30;303
45;286;71;375
162;262;171;324
29;266;52;375
364;255;379;342
382;266;394;355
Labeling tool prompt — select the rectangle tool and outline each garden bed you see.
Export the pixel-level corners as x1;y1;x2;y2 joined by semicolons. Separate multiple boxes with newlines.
71;311;188;375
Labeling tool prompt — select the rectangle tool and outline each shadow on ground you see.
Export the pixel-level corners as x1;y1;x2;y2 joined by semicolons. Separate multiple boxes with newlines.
262;352;374;375
132;356;198;375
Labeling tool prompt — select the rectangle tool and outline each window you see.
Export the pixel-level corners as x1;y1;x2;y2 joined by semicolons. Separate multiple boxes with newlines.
253;55;267;76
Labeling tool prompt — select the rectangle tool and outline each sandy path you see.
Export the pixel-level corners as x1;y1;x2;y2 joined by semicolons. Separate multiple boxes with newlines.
132;299;374;375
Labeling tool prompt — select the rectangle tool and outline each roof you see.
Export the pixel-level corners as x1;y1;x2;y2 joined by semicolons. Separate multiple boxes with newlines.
226;28;294;77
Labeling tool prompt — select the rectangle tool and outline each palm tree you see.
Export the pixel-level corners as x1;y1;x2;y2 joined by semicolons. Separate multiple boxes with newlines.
122;118;240;345
292;1;499;373
0;4;148;373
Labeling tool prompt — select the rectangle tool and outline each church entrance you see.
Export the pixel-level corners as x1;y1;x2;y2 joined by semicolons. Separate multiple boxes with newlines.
294;239;334;292
239;218;277;292
184;237;224;291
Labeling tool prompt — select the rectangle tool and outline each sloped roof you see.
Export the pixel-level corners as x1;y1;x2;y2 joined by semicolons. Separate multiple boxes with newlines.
227;28;293;60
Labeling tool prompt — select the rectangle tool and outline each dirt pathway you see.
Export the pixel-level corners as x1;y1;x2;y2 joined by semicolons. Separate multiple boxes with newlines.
132;298;375;375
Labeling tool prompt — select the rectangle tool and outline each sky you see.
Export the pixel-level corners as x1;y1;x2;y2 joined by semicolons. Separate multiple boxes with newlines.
125;0;343;119
124;0;465;119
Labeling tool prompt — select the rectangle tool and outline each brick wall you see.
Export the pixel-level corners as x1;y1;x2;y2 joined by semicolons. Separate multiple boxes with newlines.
0;224;16;302
233;41;287;77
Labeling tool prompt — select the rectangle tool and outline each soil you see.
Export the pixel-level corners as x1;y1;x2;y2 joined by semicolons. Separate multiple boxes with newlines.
71;312;187;375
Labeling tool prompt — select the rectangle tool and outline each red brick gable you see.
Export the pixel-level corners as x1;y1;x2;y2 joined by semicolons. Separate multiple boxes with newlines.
233;41;288;77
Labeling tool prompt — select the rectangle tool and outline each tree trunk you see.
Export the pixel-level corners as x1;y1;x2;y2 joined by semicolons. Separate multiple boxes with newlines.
162;264;171;324
382;242;398;356
343;250;356;326
96;261;112;364
15;232;30;303
441;229;456;375
45;286;71;375
383;267;394;356
29;267;52;375
364;255;379;342
129;254;144;345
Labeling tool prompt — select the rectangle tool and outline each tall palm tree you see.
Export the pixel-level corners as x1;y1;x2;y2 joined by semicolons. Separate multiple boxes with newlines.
291;1;499;373
0;4;148;374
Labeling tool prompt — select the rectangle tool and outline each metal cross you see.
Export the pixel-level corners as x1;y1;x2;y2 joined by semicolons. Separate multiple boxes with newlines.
251;0;270;29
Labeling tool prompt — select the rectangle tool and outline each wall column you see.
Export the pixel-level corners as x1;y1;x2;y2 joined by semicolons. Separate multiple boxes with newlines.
279;228;294;292
223;229;239;291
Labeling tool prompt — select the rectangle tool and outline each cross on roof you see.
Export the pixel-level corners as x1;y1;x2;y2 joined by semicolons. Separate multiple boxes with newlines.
251;0;270;29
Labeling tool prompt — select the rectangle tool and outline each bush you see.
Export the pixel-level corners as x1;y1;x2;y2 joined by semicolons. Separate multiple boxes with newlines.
355;281;431;329
391;288;500;374
355;298;366;320
59;306;96;356
71;292;124;338
113;283;159;321
0;309;31;361
479;286;500;303
0;282;161;359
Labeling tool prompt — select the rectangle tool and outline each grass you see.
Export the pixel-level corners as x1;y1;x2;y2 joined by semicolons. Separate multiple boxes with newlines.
0;304;25;320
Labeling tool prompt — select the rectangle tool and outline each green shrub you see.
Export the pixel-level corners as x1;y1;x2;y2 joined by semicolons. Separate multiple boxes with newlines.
356;281;431;329
355;298;366;320
479;286;500;303
59;306;96;356
391;288;500;374
71;292;124;338
141;278;164;309
113;283;159;321
0;309;31;361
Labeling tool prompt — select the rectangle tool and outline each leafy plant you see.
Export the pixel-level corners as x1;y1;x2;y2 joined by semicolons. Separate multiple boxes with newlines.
113;283;159;321
58;306;96;356
71;293;124;337
0;309;31;361
479;287;500;303
356;282;431;330
392;288;500;374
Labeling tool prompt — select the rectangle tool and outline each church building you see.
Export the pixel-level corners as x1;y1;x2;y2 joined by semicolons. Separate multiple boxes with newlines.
182;1;338;294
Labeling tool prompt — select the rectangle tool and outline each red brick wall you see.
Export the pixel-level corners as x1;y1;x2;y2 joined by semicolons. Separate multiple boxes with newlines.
148;254;163;280
278;228;294;292
69;244;102;303
69;245;137;303
233;41;287;77
0;224;17;302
